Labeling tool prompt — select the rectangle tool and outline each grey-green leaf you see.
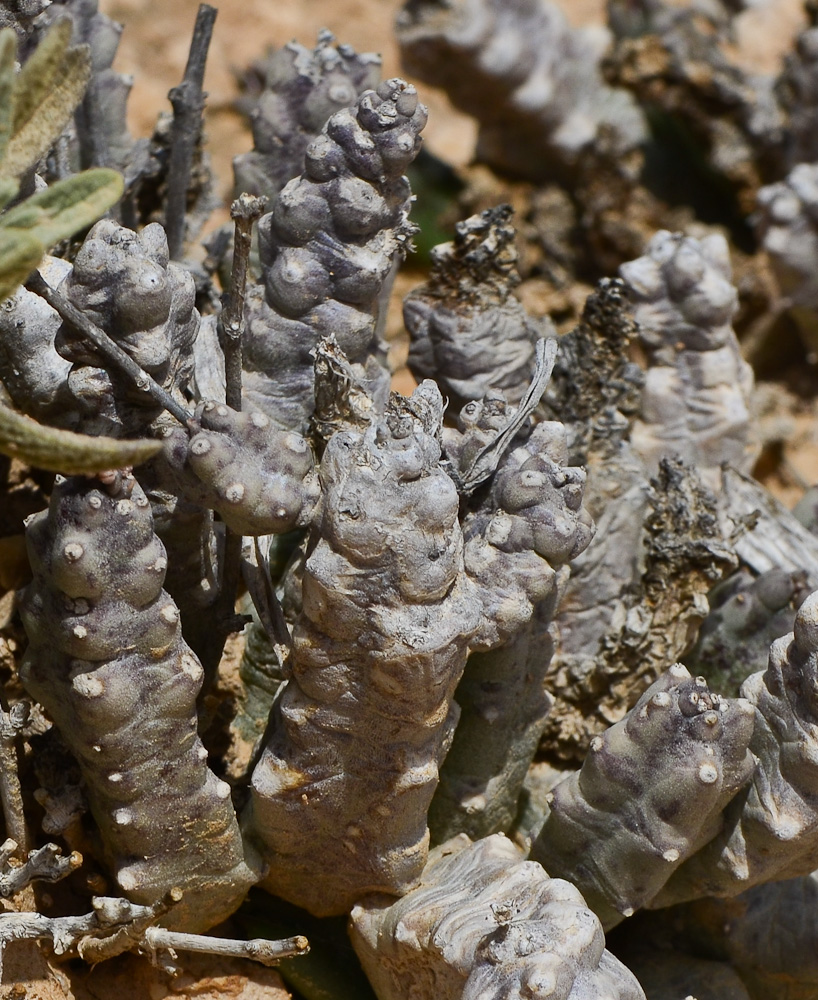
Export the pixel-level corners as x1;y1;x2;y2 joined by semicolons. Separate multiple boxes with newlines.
0;399;162;474
3;44;90;179
0;177;19;212
0;29;16;169
0;228;44;304
0;168;124;247
12;18;74;133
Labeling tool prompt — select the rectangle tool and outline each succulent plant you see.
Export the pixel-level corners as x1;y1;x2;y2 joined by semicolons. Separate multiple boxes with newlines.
404;204;553;410
233;29;381;204
618;229;756;480
0;22;147;479
19;474;257;932
396;0;647;184
531;664;756;930
350;834;646;1000
243;77;427;434
6;3;818;999
244;380;482;915
756;162;818;354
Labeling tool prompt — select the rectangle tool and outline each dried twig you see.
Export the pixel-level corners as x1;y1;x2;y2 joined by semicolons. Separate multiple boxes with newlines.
142;926;309;966
218;193;267;412
0;841;82;898
244;536;292;657
213;193;267;649
0;895;164;975
0;704;29;855
165;4;217;259
0;894;308;978
25;270;196;429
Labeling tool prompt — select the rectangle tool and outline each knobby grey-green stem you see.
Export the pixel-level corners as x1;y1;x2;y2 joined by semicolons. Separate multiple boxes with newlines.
26;271;196;430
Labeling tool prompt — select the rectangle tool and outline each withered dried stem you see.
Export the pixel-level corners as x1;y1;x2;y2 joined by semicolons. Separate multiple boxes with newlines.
142;926;309;966
0;842;82;897
165;4;217;260
214;194;268;647
219;193;267;412
0;895;164;976
0;893;307;978
0;703;29;855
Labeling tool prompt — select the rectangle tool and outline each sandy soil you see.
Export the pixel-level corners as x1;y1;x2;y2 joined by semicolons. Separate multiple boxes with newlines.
101;0;478;217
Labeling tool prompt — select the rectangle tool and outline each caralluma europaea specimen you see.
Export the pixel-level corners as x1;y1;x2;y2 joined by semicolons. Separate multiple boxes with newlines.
8;3;818;999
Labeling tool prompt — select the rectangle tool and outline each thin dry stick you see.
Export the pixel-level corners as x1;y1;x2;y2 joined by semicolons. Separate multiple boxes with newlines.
0;703;28;855
218;192;268;411
142;926;309;966
165;4;217;260
26;271;195;429
0;897;308;977
215;539;251;639
0;896;165;975
252;535;292;655
0;843;82;898
215;193;268;641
